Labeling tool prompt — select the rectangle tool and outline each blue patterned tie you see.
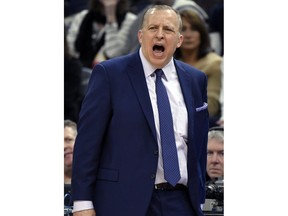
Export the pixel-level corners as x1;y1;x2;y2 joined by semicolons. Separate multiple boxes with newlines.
155;69;181;186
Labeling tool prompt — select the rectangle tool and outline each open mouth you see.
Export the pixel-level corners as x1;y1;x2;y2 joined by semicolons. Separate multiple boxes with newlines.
153;45;165;52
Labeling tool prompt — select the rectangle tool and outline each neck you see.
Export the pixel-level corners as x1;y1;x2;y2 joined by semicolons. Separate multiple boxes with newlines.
180;49;198;66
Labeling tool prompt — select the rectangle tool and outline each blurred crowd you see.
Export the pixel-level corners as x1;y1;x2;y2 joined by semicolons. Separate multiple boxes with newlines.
64;1;224;214
64;0;224;128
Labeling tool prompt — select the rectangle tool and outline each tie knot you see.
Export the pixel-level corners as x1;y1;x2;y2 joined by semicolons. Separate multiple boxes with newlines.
155;69;163;78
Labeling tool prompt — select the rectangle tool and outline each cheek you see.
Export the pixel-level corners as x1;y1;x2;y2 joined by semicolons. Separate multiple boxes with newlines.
194;33;201;43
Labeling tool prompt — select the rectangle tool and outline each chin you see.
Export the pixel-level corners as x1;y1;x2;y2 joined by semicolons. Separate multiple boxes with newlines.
182;44;196;49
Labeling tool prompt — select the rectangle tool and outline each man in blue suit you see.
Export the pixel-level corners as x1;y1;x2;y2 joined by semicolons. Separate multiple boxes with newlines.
71;5;209;216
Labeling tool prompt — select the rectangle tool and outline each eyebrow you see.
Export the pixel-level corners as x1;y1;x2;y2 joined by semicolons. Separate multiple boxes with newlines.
148;24;176;31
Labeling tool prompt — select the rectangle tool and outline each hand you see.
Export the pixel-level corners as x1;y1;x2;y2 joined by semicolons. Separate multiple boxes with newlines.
73;209;96;216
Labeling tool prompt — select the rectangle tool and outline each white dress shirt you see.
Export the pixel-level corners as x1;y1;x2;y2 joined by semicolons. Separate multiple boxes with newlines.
139;48;188;186
73;48;189;212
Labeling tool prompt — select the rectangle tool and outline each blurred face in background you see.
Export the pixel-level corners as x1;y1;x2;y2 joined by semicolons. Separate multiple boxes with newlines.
64;126;77;170
206;138;224;179
180;17;201;51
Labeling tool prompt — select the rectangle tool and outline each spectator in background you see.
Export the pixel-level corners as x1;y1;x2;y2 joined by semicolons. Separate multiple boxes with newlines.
173;0;209;23
174;9;222;127
64;29;83;123
203;126;224;213
73;0;137;68
65;0;89;17
208;1;223;56
64;119;77;185
206;126;224;182
64;119;78;212
216;57;224;126
64;0;89;31
66;8;90;58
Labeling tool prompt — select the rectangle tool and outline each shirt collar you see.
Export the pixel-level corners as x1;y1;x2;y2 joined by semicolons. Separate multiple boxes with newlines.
139;48;176;81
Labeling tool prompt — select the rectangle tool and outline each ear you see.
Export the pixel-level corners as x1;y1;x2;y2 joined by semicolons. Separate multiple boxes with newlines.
138;30;143;44
176;34;184;48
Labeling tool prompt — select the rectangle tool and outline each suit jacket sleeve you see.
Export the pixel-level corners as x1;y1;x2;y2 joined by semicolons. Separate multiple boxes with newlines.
72;63;112;201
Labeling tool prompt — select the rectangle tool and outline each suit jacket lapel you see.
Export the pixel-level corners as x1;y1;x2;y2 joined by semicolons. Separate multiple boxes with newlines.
175;61;195;149
126;53;157;143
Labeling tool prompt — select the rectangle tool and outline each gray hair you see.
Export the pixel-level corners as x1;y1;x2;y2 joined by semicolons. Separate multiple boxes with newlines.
64;119;77;134
141;4;183;32
208;129;224;143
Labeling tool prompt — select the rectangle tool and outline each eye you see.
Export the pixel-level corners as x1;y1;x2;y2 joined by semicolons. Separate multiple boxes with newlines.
207;151;213;156
148;26;157;31
65;138;74;143
164;27;174;33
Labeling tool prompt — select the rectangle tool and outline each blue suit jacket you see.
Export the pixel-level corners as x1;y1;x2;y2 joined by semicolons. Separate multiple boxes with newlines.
72;51;209;216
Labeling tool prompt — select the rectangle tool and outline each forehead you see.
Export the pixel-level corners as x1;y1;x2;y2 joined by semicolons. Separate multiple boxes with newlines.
208;139;223;149
64;127;76;135
145;9;178;26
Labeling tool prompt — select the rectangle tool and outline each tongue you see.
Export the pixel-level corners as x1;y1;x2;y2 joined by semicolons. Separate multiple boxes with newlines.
154;49;163;57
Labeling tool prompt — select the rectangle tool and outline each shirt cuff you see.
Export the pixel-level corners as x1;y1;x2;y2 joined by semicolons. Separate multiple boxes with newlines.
72;201;94;213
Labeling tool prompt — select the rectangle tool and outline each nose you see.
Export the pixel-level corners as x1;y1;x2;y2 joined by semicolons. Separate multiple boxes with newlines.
183;29;195;38
64;140;74;150
211;153;220;163
156;29;164;39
